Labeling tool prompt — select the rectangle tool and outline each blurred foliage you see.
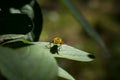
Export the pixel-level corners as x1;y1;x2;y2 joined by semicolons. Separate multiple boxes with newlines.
38;0;120;80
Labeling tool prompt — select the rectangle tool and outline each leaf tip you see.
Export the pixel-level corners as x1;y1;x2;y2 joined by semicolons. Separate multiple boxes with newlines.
88;54;95;59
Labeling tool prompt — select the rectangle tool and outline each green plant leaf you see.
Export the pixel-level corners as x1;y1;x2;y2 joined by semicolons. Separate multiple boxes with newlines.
34;42;95;62
53;44;95;62
0;43;58;80
0;38;95;80
58;67;75;80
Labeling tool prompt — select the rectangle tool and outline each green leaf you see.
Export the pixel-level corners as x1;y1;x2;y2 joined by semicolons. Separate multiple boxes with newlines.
58;67;75;80
0;34;25;41
0;38;95;80
35;42;95;62
0;38;32;48
53;44;95;62
0;43;58;80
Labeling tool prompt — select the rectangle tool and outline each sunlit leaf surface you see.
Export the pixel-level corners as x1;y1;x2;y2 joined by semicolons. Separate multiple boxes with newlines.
0;39;95;80
58;67;75;80
0;44;58;80
34;42;95;62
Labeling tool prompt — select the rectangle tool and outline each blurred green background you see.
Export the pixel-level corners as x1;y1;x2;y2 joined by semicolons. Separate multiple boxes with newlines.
38;0;120;80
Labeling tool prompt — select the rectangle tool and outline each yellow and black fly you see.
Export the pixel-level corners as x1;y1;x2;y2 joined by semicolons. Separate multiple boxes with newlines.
49;37;63;54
